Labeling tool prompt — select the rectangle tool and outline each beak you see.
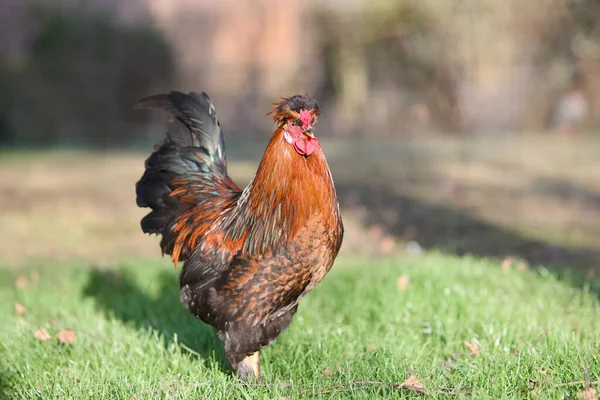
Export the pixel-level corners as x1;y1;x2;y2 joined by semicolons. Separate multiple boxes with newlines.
304;127;315;138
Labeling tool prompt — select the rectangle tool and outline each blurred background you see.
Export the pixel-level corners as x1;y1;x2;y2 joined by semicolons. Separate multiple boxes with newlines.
1;0;599;276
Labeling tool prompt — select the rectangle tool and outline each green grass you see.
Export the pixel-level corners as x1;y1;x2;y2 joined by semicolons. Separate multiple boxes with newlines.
1;254;599;399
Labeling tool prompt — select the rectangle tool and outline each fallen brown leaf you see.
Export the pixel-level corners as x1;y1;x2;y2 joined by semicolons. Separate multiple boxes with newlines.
379;236;396;255
322;368;333;377
15;276;28;288
14;302;26;316
516;262;528;271
536;367;547;375
464;341;481;356
396;275;410;291
34;329;51;341
501;257;513;273
577;387;597;400
57;329;76;345
398;375;426;394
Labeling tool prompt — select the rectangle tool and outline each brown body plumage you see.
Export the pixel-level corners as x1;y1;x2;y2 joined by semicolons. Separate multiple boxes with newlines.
136;92;343;380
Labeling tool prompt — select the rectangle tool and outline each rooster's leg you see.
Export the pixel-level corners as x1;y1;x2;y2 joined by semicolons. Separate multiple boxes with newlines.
236;351;261;382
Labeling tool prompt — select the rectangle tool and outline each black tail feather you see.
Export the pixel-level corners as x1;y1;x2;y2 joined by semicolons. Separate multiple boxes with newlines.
135;91;226;160
135;91;229;258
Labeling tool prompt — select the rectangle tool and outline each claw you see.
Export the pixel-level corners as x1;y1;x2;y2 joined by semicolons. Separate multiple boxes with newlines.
236;352;261;383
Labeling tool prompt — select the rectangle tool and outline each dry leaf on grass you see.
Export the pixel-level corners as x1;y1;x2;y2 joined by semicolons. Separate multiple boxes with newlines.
516;262;528;271
398;375;426;394
464;341;481;356
396;275;410;291
536;367;547;375
379;236;396;255
577;387;597;400
14;302;26;315
322;368;333;377
15;276;28;288
501;257;513;273
501;258;528;272
34;329;52;341
57;329;77;345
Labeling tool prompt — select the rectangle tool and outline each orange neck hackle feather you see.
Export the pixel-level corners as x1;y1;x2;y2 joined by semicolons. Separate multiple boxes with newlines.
168;123;339;266
241;125;337;232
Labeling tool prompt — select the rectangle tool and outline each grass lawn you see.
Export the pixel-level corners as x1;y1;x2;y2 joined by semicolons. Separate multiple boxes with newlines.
1;253;598;399
1;136;599;398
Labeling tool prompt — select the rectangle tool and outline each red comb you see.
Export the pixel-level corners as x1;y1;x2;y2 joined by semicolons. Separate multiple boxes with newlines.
299;109;312;128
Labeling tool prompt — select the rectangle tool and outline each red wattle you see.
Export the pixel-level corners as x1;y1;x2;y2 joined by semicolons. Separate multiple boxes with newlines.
293;137;319;156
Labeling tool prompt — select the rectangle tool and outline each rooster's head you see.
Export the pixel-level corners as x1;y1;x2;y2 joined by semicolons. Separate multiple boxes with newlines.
269;95;320;156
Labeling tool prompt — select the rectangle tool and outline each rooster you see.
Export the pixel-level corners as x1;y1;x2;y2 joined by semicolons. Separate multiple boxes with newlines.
135;91;343;381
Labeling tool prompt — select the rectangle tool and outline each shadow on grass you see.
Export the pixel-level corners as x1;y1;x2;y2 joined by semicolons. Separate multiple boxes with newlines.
532;176;600;209
0;366;14;400
81;267;229;373
337;179;600;293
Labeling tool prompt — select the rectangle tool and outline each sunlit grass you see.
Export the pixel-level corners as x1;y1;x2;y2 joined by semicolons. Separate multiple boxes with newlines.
1;253;598;399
